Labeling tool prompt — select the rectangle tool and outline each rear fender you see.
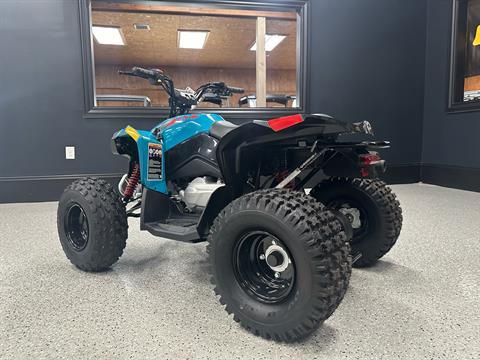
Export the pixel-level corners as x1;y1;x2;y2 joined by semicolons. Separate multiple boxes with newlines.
254;114;374;136
216;123;271;195
214;120;371;194
197;185;235;238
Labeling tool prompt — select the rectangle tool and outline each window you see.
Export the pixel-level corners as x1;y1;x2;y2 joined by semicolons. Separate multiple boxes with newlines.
83;0;306;115
450;0;480;110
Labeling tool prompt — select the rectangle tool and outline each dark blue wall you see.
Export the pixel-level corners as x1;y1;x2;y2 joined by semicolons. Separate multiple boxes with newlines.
420;0;480;192
309;0;427;166
0;0;138;179
0;0;428;202
423;0;480;169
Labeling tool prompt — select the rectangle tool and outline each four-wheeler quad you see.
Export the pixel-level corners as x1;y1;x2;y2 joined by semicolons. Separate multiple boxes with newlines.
57;67;402;342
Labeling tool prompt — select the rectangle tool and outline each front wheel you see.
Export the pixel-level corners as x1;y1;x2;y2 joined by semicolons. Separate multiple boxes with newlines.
310;178;402;268
57;177;128;272
207;189;352;342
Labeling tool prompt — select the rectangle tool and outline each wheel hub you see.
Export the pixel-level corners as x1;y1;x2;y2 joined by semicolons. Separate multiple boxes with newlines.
339;205;362;229
64;203;89;251
264;243;290;273
233;232;295;304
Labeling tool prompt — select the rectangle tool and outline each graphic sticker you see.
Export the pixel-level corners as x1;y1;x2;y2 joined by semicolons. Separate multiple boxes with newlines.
148;143;163;180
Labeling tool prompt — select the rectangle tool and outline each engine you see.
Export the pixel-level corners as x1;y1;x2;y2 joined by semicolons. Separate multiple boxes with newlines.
179;177;224;212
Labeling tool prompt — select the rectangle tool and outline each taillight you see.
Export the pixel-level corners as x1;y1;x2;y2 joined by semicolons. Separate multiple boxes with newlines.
359;152;385;178
359;153;382;165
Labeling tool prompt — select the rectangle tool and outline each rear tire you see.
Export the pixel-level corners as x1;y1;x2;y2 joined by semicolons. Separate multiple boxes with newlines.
207;189;351;342
57;177;128;272
310;178;402;268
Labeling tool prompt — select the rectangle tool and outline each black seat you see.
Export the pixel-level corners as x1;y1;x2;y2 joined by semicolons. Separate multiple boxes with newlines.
209;120;238;139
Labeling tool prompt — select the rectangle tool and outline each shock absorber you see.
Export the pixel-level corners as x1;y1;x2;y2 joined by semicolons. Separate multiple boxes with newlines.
123;163;140;201
275;170;293;188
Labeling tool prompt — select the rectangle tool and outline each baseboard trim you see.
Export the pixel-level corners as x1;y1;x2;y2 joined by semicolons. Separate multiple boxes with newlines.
0;173;123;203
380;164;421;184
421;164;480;192
2;164;477;203
0;164;424;204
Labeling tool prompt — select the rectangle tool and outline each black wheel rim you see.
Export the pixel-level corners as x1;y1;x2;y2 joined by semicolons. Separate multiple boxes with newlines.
328;198;370;243
64;203;89;251
233;231;295;304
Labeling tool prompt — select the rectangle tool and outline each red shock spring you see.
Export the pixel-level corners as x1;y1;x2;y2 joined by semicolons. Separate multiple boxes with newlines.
124;163;140;200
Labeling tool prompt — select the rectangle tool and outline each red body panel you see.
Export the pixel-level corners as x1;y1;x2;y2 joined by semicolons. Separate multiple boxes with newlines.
267;114;304;132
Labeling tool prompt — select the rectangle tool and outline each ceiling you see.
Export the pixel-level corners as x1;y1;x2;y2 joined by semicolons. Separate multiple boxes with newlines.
92;10;297;70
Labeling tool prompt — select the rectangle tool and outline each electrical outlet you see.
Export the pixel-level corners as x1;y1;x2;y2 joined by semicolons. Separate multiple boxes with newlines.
65;146;75;160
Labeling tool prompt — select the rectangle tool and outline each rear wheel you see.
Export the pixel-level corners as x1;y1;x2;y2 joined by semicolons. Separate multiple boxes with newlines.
207;189;351;342
57;177;128;272
311;178;402;267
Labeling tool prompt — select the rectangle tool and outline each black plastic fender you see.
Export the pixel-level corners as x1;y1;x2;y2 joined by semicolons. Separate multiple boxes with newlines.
197;185;235;238
111;132;139;160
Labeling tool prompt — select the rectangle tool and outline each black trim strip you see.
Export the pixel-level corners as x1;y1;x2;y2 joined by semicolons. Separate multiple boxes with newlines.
421;163;480;192
380;164;421;185
0;165;422;204
0;173;123;182
2;164;479;203
0;174;123;203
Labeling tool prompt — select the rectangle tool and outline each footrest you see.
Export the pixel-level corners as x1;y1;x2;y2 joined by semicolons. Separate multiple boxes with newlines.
143;222;200;242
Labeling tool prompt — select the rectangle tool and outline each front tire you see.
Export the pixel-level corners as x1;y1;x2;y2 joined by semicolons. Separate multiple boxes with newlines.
207;189;351;342
57;177;128;272
311;178;402;268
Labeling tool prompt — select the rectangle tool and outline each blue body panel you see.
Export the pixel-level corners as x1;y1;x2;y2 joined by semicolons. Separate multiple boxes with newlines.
154;113;224;151
114;113;224;194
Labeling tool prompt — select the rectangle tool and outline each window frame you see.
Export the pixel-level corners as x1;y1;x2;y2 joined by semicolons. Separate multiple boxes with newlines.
448;0;480;112
79;0;310;120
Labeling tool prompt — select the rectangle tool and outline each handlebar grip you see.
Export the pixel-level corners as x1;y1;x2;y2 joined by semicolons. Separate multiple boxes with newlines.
132;67;157;77
227;86;245;94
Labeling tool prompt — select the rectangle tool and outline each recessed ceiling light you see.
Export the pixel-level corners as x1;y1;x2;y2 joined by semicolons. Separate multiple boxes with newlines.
92;26;125;45
250;34;286;52
178;30;209;49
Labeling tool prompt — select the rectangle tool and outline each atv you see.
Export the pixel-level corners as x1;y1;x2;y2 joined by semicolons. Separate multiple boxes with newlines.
57;67;402;342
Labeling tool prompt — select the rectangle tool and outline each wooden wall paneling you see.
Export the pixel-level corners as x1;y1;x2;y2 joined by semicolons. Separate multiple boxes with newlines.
91;10;297;70
95;64;297;108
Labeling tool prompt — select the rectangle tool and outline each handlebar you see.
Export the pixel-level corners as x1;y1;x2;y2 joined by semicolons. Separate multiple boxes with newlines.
117;66;244;115
117;70;134;75
195;82;244;101
119;67;163;80
226;86;244;94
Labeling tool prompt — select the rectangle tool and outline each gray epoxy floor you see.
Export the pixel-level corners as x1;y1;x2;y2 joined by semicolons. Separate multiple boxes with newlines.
1;184;479;359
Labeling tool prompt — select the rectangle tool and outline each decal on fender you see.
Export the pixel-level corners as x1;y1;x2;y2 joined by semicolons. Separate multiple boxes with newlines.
147;143;163;180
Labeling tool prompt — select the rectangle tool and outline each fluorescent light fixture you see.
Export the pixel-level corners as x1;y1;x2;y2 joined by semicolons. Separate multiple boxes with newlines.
250;34;286;52
178;30;209;49
92;26;125;46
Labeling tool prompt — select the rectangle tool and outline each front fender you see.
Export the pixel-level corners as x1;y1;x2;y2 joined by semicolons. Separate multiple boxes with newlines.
112;126;167;194
111;127;139;159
